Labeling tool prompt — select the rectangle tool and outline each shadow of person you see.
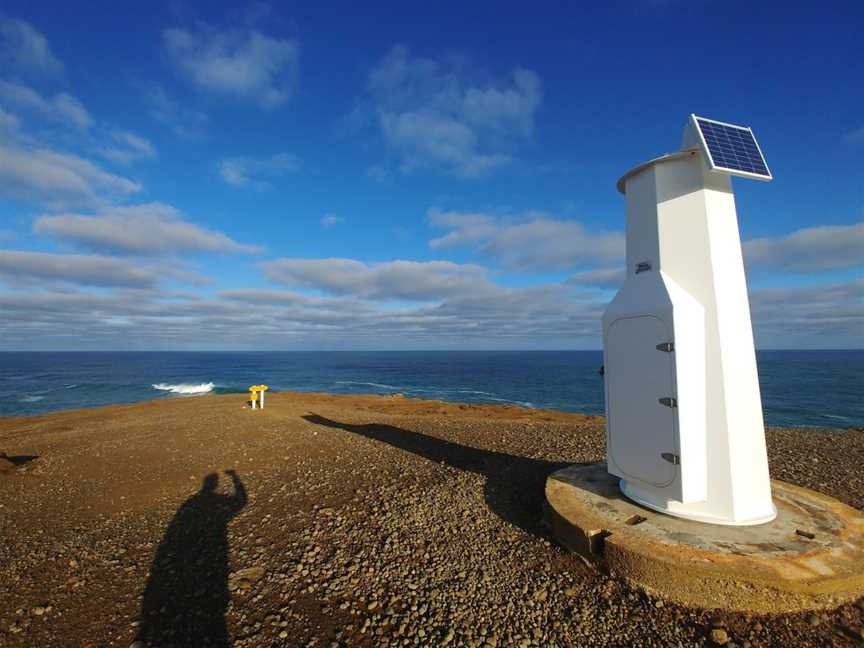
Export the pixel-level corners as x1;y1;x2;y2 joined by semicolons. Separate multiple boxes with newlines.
303;414;572;537
136;470;246;648
0;452;38;471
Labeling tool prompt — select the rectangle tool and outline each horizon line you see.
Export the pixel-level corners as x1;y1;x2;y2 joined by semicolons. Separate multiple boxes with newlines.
1;349;862;353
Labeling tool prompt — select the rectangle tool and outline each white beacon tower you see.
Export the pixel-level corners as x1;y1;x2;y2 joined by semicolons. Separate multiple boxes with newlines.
603;114;775;526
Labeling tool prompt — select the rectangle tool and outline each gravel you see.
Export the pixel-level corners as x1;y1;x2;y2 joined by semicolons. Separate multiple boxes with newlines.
0;392;862;647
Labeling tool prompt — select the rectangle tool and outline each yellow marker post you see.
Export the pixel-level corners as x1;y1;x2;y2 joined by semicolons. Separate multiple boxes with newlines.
248;385;269;409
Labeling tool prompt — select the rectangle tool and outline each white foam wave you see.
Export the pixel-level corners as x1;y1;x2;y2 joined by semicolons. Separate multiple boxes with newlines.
485;396;535;408
20;395;45;402
335;381;400;390
152;382;215;395
334;381;534;407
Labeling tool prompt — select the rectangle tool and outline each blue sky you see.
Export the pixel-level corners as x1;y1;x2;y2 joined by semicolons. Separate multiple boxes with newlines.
0;1;861;350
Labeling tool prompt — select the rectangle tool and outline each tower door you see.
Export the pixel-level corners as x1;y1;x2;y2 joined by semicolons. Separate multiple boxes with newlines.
606;315;677;487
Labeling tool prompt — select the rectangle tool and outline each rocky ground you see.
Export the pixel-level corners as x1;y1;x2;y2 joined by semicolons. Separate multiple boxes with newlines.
0;392;862;648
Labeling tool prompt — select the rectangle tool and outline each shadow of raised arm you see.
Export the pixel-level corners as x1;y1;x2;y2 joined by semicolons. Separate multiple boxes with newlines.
137;470;248;648
225;469;247;512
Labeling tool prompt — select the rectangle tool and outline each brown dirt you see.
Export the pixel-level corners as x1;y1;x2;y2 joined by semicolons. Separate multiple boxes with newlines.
0;391;862;647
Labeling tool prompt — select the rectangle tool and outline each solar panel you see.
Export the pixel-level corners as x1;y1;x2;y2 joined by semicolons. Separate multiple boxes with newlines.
691;115;772;181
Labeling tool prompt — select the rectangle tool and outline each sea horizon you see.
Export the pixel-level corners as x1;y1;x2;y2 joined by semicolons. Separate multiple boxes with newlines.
2;349;862;429
2;348;862;352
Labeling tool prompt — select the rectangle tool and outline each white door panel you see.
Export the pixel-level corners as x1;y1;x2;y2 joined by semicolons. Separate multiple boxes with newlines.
606;315;676;487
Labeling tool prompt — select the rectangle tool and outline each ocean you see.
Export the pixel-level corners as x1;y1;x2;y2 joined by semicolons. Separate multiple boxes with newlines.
0;351;861;429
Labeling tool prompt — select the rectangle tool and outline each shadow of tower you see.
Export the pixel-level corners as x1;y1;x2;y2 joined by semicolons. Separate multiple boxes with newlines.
303;414;570;536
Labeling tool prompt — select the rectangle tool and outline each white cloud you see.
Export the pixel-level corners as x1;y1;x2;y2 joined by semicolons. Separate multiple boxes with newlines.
0;287;378;349
429;208;624;271
320;213;344;228
428;209;498;249
221;288;370;309
750;279;864;346
0;264;859;350
360;46;542;177
163;25;299;109
430;210;860;279
0;269;606;350
263;258;495;301
379;111;509;177
0;105;19;131
366;164;389;183
51;93;91;130
744;223;864;273
421;282;603;338
482;219;623;271
0;142;141;208
0;18;63;76
34;202;260;256
0;250;156;288
143;83;209;138
567;268;625;289
844;127;864;144
217;153;301;189
0;80;91;130
97;131;157;165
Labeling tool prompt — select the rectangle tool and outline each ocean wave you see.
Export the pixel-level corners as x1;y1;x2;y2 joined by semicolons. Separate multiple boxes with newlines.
333;381;534;407
336;382;496;397
152;382;215;395
484;396;535;408
20;395;45;402
335;381;401;390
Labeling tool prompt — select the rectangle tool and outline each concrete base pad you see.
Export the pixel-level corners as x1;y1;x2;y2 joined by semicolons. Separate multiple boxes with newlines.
545;462;864;613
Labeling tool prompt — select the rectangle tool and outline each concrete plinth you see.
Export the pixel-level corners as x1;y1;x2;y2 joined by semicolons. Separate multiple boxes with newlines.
545;462;864;613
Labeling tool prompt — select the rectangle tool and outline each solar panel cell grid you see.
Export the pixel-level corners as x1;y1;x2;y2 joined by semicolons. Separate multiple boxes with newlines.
695;118;770;178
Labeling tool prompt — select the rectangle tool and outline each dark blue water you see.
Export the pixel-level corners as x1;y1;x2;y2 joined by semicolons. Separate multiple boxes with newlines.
0;351;861;429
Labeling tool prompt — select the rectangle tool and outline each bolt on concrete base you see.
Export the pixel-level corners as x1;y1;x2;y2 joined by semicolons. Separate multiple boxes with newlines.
545;462;864;613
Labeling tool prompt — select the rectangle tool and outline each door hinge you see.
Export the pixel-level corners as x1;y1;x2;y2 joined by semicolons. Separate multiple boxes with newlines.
661;452;680;465
656;341;674;352
658;397;677;408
